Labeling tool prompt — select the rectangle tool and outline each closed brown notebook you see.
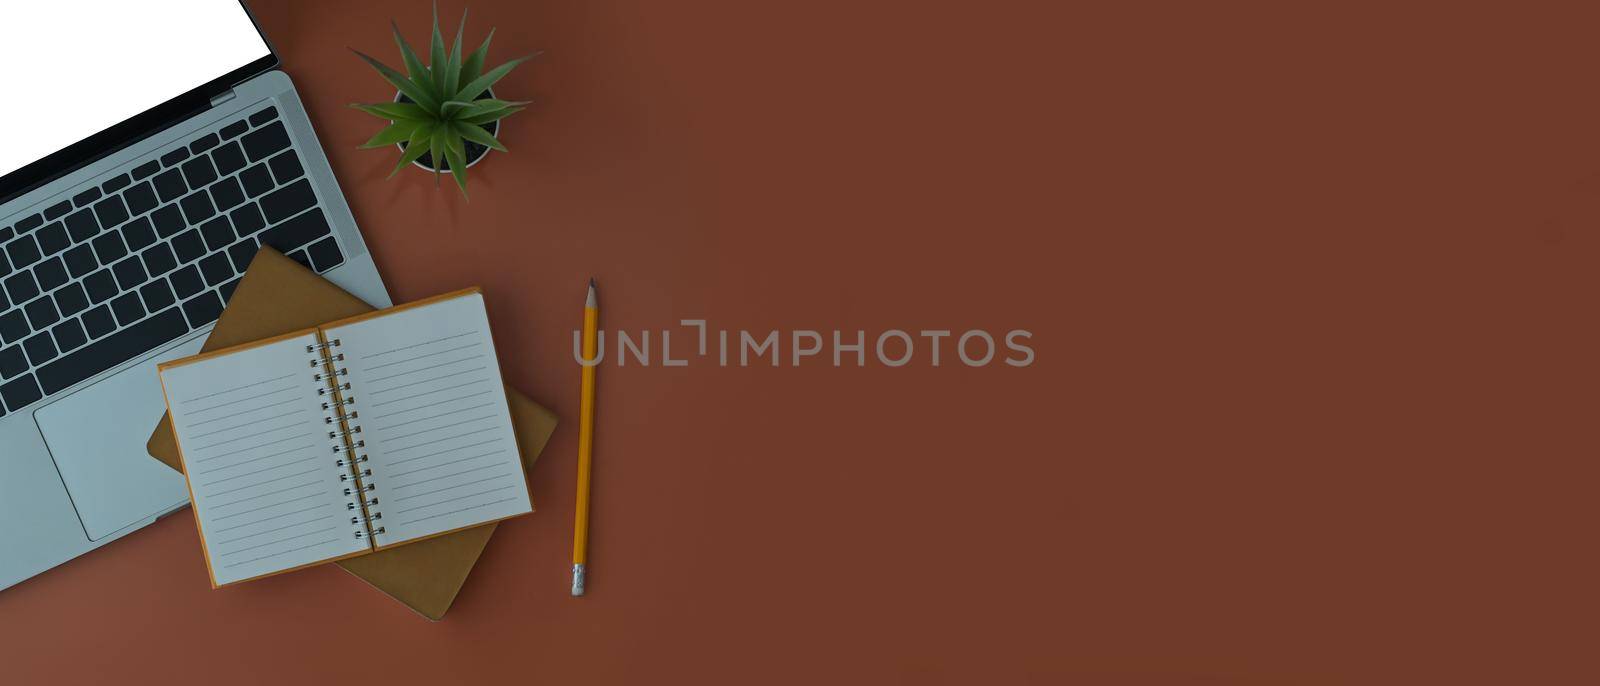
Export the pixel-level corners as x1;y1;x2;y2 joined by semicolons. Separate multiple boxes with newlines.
144;248;557;618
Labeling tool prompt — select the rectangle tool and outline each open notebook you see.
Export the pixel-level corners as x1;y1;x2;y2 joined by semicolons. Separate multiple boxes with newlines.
157;288;533;587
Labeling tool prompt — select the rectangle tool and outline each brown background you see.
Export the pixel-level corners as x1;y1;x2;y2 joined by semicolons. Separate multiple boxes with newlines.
2;0;1596;683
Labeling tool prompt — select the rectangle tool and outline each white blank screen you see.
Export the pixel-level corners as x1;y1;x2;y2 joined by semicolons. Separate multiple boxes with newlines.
0;1;270;177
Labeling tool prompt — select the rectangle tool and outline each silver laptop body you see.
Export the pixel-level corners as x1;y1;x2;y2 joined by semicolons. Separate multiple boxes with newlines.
0;2;391;590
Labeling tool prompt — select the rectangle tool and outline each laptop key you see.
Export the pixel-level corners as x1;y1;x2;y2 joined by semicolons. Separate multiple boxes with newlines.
0;310;27;344
267;151;304;184
249;106;279;127
72;187;102;207
0;227;12;245
83;270;117;304
15;214;43;232
153;169;187;203
151;205;185;237
63;244;97;278
0;345;25;379
198;252;232;286
123;216;157;251
181;290;224;328
239;163;274;197
91;232;127;264
124;182;159;216
43;201;73;221
286;249;312;270
101;174;132;194
112;256;148;291
170;265;204;299
172;229;206;262
181;156;217;188
109;292;145;326
132;160;161;180
35;224;68;256
307;237;344;272
81;305;115;339
7;234;43;266
22;329;56;364
242;120;290;162
200;217;234;251
260;207;330;253
219;277;242;303
36;307;188;396
25;297;60;329
93;197;129;229
34;256;68;291
1;374;42;410
230;202;266;235
4;272;39;303
142;242;178;276
160;147;190;167
54;282;89;317
52;319;87;353
220;119;249;141
179;191;216;224
210;176;246;211
140;280;177;312
213;141;247;176
190;132;220;154
260;180;317;224
227;238;258;272
65;209;100;243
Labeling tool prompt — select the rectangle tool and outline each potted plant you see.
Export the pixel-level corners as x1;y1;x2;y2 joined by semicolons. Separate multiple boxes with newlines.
351;5;532;195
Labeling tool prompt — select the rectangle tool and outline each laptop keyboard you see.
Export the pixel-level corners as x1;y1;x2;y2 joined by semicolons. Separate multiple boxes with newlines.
0;105;347;418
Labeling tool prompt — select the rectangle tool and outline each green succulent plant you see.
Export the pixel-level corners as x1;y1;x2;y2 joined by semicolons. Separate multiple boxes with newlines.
350;4;532;195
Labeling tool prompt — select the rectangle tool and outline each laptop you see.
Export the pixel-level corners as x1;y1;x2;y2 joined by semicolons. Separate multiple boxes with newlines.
0;1;391;590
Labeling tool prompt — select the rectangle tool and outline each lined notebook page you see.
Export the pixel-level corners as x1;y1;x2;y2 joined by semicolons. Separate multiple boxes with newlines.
326;292;530;548
161;332;369;586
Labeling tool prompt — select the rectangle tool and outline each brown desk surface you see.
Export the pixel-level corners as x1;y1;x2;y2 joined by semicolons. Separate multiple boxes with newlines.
2;1;1595;683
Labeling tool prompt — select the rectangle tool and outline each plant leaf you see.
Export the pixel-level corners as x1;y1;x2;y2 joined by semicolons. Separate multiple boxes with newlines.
460;106;524;126
360;121;420;149
389;123;436;178
349;102;429;121
391;20;434;94
442;127;465;157
443;138;469;196
443;9;467;97
429;1;447;99
453;54;535;104
452;121;507;152
461;28;495;85
440;100;477;118
351;49;439;112
459;98;529;116
457;99;530;123
430;126;450;185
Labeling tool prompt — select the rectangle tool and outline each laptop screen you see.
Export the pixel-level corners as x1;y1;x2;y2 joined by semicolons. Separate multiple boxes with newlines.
0;1;271;178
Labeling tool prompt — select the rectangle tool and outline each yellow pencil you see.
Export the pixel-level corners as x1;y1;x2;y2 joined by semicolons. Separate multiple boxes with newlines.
572;278;598;596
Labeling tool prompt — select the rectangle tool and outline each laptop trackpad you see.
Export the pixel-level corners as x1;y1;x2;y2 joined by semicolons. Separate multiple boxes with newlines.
34;337;203;540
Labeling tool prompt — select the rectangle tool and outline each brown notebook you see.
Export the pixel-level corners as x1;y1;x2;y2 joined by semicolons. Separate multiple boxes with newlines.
144;249;557;616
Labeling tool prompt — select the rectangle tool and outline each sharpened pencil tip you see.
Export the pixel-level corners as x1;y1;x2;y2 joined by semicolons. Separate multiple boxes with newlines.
586;280;597;308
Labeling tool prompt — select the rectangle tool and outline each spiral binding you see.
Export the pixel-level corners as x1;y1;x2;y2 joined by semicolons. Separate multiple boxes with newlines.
311;337;383;543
